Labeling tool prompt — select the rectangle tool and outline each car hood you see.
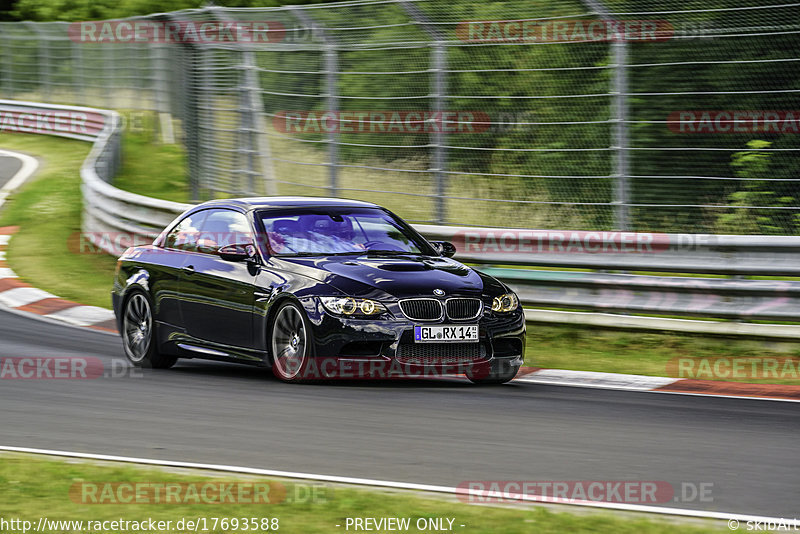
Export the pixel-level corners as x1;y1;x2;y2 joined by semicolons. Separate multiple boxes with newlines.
269;254;505;299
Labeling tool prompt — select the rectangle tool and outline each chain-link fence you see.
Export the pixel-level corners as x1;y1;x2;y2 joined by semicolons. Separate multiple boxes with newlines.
1;0;799;233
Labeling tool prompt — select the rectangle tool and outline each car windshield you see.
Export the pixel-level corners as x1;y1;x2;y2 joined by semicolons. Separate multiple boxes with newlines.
259;208;428;256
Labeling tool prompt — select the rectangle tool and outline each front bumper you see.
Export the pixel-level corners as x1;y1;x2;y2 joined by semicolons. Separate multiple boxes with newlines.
303;300;526;378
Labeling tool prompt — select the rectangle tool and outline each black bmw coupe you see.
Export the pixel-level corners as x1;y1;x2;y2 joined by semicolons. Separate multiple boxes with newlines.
113;197;525;384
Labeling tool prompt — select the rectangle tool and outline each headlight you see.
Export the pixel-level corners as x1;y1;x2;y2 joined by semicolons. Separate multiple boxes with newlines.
320;296;386;317
491;293;519;313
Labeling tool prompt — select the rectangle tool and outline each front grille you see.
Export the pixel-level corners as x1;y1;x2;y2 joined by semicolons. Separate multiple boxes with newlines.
399;299;443;321
446;298;482;320
396;342;486;365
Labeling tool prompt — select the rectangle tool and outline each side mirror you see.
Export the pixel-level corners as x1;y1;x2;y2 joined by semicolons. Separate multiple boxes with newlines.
430;240;457;258
218;243;257;263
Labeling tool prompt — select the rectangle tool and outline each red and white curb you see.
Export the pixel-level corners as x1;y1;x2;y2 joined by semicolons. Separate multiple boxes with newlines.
0;228;117;332
515;367;800;402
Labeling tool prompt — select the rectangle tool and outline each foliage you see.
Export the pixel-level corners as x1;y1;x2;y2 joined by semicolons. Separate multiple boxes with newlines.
5;0;343;21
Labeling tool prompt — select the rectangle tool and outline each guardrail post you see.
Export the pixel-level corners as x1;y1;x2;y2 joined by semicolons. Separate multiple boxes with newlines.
291;7;339;197
581;0;630;231
400;1;447;224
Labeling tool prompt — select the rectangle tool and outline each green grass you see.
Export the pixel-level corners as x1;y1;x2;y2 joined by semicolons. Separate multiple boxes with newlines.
0;453;724;534
112;119;190;204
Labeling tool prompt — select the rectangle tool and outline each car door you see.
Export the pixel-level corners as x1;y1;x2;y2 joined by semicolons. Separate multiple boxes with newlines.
178;209;257;349
153;210;209;329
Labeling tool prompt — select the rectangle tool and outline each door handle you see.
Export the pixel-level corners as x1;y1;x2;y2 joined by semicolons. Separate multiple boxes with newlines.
183;265;195;274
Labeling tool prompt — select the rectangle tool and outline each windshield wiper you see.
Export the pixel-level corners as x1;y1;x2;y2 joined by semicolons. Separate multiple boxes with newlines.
364;249;416;256
276;251;364;257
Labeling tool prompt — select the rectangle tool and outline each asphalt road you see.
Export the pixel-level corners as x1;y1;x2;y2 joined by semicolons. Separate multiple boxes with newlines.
0;155;797;520
0;155;22;189
0;309;797;518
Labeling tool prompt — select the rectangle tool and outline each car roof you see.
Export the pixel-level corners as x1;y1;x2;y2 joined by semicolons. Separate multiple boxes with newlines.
194;196;381;212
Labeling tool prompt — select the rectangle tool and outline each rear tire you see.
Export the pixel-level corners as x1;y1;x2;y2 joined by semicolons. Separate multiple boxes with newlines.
270;300;314;383
121;290;177;369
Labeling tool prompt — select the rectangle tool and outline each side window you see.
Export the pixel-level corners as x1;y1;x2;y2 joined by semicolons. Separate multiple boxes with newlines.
163;212;206;251
196;209;252;254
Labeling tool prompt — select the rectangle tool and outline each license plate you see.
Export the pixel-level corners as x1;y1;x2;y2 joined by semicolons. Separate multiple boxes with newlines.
414;324;479;343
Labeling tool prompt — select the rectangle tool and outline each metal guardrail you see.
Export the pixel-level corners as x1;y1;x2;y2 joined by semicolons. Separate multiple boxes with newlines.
0;100;189;252
3;99;800;337
416;225;800;326
415;225;800;276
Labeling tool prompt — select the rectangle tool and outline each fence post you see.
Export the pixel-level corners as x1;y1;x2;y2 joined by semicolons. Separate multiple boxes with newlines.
582;0;630;231
103;43;114;109
210;7;277;196
324;45;339;198
399;1;447;224
150;41;175;144
0;25;12;98
431;43;446;223
243;49;277;196
610;34;630;231
71;35;85;107
291;7;338;198
24;23;50;102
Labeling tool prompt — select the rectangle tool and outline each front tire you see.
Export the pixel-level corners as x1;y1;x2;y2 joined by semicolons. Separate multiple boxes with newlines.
270;301;314;383
121;291;177;369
